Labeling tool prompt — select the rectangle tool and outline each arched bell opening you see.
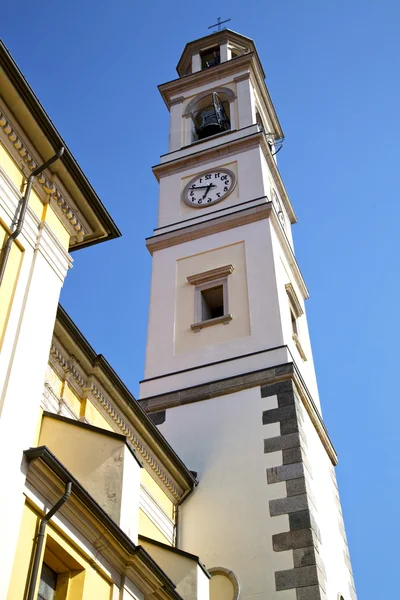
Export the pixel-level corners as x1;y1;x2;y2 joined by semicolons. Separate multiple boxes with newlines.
189;92;231;142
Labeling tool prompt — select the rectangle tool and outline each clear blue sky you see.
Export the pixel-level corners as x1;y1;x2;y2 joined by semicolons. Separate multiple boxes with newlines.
3;1;399;596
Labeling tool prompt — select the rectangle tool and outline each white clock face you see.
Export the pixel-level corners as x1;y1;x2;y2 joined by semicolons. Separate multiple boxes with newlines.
182;168;236;208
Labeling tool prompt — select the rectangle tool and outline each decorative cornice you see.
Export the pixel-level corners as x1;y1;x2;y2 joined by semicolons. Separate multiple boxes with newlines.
49;341;182;499
285;283;304;317
90;382;181;499
187;264;234;285
0;107;86;239
146;202;272;255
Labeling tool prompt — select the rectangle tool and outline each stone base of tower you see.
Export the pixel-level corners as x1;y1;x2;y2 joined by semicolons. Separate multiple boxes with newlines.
140;362;357;600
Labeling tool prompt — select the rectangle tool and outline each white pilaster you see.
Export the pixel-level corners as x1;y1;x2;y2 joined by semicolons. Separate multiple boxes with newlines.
235;74;256;128
169;98;184;152
0;219;70;598
192;53;201;73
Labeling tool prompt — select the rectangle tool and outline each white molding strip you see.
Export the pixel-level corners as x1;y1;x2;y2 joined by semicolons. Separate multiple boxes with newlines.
139;484;174;544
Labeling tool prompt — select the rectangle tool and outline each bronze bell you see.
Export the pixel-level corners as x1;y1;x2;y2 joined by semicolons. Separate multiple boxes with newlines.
196;92;231;140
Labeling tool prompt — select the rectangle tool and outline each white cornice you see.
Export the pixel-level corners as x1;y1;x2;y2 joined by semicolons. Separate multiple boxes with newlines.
146;202;272;255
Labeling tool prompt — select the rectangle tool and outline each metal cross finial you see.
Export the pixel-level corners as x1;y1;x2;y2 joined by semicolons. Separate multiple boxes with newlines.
208;17;231;32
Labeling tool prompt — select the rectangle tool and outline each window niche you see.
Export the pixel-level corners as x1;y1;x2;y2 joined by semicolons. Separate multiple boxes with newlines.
200;46;220;70
187;265;234;331
285;283;307;360
36;536;84;600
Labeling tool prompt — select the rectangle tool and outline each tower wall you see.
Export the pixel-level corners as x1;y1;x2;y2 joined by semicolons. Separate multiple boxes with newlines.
145;368;356;600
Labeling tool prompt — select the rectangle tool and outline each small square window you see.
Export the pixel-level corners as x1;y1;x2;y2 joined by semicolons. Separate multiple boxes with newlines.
201;285;224;320
187;265;234;331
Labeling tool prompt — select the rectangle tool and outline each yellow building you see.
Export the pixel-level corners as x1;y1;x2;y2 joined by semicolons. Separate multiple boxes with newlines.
0;27;357;600
0;38;205;600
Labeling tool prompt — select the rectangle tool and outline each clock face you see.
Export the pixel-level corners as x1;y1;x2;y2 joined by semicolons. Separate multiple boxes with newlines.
182;168;236;208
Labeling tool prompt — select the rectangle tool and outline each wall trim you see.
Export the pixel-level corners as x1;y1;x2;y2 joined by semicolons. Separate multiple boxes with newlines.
140;362;338;466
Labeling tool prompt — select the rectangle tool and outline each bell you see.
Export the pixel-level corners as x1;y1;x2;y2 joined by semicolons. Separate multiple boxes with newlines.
197;108;224;139
196;92;231;140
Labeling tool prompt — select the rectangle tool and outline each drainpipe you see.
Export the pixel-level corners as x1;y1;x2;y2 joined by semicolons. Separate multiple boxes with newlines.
0;147;64;287
26;481;72;600
174;473;198;548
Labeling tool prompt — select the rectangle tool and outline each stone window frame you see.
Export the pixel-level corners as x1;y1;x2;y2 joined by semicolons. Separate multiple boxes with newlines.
37;534;84;599
285;283;307;361
187;265;233;332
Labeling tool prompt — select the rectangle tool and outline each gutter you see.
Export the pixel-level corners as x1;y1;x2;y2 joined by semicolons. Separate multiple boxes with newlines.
0;40;121;249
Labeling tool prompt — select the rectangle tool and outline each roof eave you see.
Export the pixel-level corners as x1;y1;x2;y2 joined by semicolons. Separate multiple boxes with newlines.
0;39;121;249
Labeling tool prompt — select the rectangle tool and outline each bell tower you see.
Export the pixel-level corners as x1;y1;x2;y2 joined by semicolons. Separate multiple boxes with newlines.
140;29;357;600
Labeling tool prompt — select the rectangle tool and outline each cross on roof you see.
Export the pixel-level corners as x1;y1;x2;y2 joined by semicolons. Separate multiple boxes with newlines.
208;17;231;32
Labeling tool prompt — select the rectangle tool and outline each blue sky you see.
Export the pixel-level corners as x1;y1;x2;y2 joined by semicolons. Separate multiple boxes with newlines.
2;1;400;597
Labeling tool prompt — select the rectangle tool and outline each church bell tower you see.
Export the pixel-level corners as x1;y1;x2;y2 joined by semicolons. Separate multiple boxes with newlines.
140;29;357;600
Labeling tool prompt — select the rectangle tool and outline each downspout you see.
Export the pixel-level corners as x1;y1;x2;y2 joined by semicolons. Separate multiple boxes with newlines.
174;474;198;548
0;147;64;287
26;481;72;600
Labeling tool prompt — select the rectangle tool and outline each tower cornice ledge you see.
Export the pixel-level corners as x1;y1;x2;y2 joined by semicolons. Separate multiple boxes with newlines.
139;360;338;466
153;129;297;224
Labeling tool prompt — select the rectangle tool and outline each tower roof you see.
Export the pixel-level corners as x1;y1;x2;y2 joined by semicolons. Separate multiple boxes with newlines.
176;29;264;78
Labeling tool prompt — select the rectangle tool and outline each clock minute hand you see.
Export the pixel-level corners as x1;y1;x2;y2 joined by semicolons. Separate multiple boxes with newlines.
189;185;216;190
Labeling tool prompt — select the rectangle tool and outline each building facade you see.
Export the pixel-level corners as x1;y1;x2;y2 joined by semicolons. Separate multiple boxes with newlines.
0;29;356;600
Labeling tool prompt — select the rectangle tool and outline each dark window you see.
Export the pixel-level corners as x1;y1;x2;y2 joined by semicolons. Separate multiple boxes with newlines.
201;286;224;320
37;563;57;600
290;308;298;336
201;46;220;70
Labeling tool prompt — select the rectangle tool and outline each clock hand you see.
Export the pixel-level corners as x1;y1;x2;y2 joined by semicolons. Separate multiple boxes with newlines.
189;184;217;190
202;184;212;199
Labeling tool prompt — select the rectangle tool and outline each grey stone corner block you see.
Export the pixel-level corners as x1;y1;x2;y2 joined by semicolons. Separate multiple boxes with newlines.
267;462;304;484
264;432;300;454
262;404;297;424
261;379;294;398
275;564;326;591
269;494;309;517
296;585;327;600
286;477;307;497
293;546;326;578
272;528;318;552
282;446;304;465
289;510;320;538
